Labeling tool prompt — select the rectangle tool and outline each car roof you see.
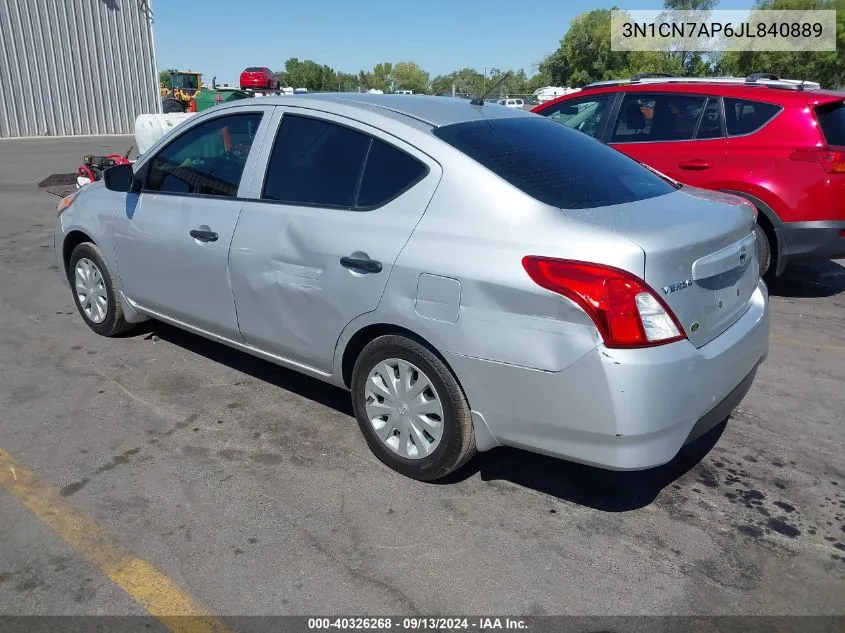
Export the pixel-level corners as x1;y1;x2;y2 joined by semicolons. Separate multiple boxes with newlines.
537;79;843;109
222;93;535;127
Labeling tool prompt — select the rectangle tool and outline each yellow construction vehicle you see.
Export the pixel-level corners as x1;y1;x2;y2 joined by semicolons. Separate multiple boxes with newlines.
160;70;202;113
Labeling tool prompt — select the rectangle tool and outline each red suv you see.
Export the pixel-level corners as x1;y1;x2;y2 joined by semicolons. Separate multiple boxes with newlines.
533;74;845;278
239;67;279;91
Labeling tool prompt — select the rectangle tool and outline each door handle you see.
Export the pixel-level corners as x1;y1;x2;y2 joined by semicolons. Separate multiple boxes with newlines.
340;256;382;274
678;159;711;171
190;229;218;243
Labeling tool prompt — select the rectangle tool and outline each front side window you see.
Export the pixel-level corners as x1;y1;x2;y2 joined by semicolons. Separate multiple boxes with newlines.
263;115;426;209
724;98;781;136
433;117;676;210
611;93;708;143
541;95;612;139
144;113;262;197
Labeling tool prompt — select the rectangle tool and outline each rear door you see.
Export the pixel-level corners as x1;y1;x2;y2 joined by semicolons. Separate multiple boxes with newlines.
229;109;442;373
608;92;728;188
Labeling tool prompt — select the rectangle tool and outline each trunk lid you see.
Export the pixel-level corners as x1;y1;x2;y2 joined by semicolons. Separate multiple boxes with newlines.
564;188;758;348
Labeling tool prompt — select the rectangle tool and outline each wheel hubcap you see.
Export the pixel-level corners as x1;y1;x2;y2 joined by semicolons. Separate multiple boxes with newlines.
74;258;108;324
364;358;444;460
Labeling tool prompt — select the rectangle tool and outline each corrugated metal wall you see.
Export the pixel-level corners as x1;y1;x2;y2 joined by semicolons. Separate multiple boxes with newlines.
0;0;160;137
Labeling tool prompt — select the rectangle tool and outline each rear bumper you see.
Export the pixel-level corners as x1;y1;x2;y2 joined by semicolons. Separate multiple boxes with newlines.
448;281;770;470
780;220;845;261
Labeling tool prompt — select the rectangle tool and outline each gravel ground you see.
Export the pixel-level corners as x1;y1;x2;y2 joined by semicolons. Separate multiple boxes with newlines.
0;136;843;619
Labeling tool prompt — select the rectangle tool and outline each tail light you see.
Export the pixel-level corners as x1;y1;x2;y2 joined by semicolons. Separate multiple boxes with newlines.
522;257;686;349
789;147;845;174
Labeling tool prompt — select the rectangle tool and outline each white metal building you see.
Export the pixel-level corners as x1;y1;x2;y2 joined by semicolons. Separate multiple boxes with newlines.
0;0;160;138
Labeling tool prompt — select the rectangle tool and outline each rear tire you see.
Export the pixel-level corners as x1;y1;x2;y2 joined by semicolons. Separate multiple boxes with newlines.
753;222;773;279
351;335;476;481
69;242;134;337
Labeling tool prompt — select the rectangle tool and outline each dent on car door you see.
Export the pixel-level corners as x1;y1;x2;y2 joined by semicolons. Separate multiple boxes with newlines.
112;110;271;337
608;92;728;186
229;111;441;374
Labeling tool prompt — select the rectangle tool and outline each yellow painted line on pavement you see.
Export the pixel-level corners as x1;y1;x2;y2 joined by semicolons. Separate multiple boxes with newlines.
0;447;231;633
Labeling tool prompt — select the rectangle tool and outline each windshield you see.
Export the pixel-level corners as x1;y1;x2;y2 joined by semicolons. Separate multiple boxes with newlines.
172;74;199;91
433;117;676;209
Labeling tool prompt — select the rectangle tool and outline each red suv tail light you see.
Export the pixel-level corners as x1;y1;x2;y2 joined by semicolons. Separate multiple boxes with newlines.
789;147;845;174
521;257;687;349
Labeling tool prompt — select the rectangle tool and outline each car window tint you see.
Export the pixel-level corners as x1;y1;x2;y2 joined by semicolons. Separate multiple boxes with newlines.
814;101;845;145
611;93;706;142
263;115;371;207
541;95;611;139
434;117;676;210
144;113;262;197
356;139;426;207
695;97;723;139
724;98;781;136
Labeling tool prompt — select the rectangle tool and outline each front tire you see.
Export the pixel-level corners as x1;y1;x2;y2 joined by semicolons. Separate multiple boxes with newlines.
351;335;476;481
69;242;133;337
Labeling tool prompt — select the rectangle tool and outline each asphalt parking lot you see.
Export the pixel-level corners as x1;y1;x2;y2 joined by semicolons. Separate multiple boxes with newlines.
0;136;843;620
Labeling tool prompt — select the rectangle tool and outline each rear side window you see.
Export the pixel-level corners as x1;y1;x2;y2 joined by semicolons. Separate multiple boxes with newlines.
263;115;426;208
263;115;370;207
357;139;426;208
611;93;707;142
724;98;781;136
816;101;845;145
433;117;676;210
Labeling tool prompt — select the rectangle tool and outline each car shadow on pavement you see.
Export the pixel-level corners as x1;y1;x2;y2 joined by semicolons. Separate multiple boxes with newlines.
767;259;845;298
132;322;723;512
441;421;727;512
133;321;354;417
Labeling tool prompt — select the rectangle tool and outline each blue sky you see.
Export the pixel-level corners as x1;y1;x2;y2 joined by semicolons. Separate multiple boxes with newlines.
153;0;754;85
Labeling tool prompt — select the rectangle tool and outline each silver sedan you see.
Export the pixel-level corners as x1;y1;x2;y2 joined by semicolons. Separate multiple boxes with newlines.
54;94;769;480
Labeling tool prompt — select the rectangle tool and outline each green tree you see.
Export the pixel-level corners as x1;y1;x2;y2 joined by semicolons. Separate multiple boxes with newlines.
721;0;845;88
487;68;531;95
359;62;393;92
281;58;338;91
659;0;720;75
392;61;429;93
336;72;360;92
540;9;630;86
429;67;486;95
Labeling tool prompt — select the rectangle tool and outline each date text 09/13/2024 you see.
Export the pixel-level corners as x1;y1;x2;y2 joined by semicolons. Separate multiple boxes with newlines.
307;617;529;630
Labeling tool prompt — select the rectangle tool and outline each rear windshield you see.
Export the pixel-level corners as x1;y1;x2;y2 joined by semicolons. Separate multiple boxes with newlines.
244;67;262;72
816;101;845;145
433;117;675;209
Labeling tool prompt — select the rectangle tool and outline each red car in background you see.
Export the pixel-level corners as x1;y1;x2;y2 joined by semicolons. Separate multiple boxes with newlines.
533;74;845;278
239;67;279;91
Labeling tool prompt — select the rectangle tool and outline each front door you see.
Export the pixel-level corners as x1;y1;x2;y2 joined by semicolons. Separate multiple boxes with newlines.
229;110;442;373
113;109;271;338
607;92;727;188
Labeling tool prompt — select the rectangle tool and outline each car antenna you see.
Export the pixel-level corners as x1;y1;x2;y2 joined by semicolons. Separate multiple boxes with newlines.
124;144;134;160
470;72;511;106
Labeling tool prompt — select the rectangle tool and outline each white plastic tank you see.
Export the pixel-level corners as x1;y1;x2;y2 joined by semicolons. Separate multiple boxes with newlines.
134;113;196;155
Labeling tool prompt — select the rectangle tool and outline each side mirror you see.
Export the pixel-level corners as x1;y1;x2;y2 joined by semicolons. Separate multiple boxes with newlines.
103;163;138;193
